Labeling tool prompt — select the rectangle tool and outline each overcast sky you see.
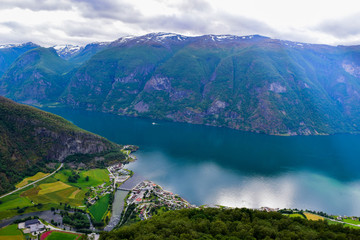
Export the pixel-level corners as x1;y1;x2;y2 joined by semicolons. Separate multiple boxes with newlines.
0;0;359;46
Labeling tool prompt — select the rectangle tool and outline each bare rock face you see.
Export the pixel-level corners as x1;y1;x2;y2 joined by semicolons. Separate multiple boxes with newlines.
269;82;287;93
144;76;171;91
208;100;226;114
134;101;149;113
342;61;360;78
34;127;113;161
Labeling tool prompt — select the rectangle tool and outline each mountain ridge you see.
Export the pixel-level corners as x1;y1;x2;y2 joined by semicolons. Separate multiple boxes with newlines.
2;33;360;135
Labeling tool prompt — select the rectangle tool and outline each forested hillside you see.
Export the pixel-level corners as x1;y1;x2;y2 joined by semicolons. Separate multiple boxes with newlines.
101;208;360;240
0;96;120;194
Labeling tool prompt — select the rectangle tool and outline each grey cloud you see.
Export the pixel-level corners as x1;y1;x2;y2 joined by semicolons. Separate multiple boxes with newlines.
76;0;143;23
217;13;275;36
60;20;113;38
0;0;72;11
137;9;275;37
145;14;212;33
316;14;360;38
174;0;212;13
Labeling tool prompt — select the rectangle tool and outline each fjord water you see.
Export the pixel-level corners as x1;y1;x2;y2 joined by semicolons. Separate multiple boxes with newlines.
45;107;360;215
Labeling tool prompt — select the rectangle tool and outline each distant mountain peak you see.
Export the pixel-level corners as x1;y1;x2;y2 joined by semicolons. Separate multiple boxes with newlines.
52;44;83;59
112;32;188;46
0;42;38;49
111;32;272;47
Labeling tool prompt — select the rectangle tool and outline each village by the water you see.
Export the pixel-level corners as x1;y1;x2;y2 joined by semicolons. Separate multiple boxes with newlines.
1;147;195;240
2;147;360;240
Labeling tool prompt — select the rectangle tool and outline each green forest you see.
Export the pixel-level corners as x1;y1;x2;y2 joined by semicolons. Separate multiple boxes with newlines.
101;208;360;240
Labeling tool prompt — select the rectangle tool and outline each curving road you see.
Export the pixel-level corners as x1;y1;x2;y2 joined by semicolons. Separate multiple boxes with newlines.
0;163;63;199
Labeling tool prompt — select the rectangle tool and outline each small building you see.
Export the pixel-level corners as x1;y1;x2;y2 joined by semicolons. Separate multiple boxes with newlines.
24;219;45;233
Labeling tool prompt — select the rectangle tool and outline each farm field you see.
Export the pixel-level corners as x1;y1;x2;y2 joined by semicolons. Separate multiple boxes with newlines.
89;194;110;222
21;181;86;206
54;169;109;188
16;172;49;188
0;224;24;240
286;213;305;219
304;212;325;221
343;218;360;225
41;230;81;240
0;178;65;220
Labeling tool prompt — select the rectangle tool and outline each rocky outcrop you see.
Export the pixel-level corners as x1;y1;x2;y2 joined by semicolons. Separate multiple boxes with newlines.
34;127;113;161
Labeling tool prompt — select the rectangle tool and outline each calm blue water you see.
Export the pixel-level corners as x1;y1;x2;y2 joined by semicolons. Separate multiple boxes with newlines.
44;107;360;216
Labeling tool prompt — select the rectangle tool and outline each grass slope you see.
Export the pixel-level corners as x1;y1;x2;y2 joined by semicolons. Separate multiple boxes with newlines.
0;224;23;236
54;169;109;188
89;194;110;222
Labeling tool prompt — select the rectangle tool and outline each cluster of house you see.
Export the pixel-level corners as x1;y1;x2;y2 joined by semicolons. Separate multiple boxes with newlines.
107;163;131;187
126;180;193;220
87;182;113;205
336;216;359;221
18;219;45;235
86;163;131;205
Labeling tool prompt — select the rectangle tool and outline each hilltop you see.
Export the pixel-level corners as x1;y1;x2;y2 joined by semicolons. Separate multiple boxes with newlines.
0;96;122;195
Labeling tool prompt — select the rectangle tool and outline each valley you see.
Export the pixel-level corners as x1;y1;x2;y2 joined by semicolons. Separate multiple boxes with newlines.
2;34;360;239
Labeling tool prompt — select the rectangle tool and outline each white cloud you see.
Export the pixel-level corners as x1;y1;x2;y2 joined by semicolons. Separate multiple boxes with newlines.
0;0;359;46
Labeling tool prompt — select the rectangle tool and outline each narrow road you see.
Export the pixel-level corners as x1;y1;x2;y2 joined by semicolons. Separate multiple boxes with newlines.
0;163;63;199
325;216;360;228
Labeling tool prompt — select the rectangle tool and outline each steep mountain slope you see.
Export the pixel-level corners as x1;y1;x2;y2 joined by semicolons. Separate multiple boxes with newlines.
0;96;120;194
0;47;74;104
61;33;360;135
3;33;360;135
0;42;38;77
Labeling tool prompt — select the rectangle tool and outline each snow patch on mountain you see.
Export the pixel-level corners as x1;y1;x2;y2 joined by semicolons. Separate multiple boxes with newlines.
0;42;37;49
53;44;83;58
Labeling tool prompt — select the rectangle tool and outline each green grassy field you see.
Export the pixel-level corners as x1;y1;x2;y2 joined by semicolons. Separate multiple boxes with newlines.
286;213;305;219
343;218;360;225
54;169;109;188
0;224;24;240
44;231;80;240
89;194;110;222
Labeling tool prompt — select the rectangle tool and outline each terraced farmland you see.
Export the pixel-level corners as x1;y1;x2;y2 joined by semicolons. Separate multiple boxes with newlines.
21;181;85;206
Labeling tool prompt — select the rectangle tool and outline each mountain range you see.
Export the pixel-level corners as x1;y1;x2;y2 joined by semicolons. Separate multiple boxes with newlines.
2;32;360;135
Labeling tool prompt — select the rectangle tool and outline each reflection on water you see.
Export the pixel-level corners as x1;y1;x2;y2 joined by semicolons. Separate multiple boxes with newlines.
42;107;360;216
127;150;360;215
